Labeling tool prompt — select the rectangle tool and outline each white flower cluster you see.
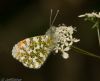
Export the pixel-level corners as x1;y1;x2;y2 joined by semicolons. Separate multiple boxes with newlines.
78;12;100;18
53;25;80;59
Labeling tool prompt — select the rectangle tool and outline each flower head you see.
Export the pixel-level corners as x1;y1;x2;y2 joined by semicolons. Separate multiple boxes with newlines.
52;25;80;59
78;12;100;22
78;12;100;18
79;12;100;46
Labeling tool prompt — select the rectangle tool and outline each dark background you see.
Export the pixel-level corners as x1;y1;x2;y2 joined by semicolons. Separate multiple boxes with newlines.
0;0;100;81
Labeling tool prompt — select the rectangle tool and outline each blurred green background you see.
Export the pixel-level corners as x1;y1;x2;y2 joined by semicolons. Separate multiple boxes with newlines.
0;0;100;81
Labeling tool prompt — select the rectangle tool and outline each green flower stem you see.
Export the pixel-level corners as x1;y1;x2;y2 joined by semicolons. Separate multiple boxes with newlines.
92;21;100;46
72;45;100;59
97;25;100;46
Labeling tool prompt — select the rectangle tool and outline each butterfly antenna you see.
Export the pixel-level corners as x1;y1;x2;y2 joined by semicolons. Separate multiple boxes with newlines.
51;10;59;26
50;9;53;27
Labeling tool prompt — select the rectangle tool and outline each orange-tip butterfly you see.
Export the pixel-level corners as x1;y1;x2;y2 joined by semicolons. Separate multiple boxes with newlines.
12;9;79;69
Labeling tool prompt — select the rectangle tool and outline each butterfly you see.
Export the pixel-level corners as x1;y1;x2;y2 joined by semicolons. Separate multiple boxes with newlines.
12;9;79;69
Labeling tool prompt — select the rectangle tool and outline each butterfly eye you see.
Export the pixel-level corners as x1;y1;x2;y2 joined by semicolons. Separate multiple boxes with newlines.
12;35;53;69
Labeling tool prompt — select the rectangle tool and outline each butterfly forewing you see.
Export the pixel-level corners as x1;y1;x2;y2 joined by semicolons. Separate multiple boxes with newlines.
12;35;53;69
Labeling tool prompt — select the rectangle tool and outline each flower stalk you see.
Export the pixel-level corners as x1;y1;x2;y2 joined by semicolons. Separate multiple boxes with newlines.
96;23;100;46
92;21;100;46
72;45;100;59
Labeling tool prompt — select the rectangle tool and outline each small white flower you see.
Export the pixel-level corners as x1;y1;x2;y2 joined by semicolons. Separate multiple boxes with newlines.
67;26;74;34
78;12;100;18
73;38;80;42
64;47;70;51
62;52;69;59
78;14;86;17
69;41;73;46
87;13;94;17
53;25;79;59
55;49;59;53
54;44;60;53
65;42;69;46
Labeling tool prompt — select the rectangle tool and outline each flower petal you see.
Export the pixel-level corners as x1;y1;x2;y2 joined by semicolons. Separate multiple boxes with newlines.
62;52;69;59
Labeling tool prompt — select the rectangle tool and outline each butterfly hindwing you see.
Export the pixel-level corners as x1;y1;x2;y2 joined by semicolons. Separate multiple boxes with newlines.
12;35;53;69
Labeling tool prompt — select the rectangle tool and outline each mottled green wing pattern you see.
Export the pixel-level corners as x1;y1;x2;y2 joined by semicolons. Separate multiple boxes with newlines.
12;35;53;69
